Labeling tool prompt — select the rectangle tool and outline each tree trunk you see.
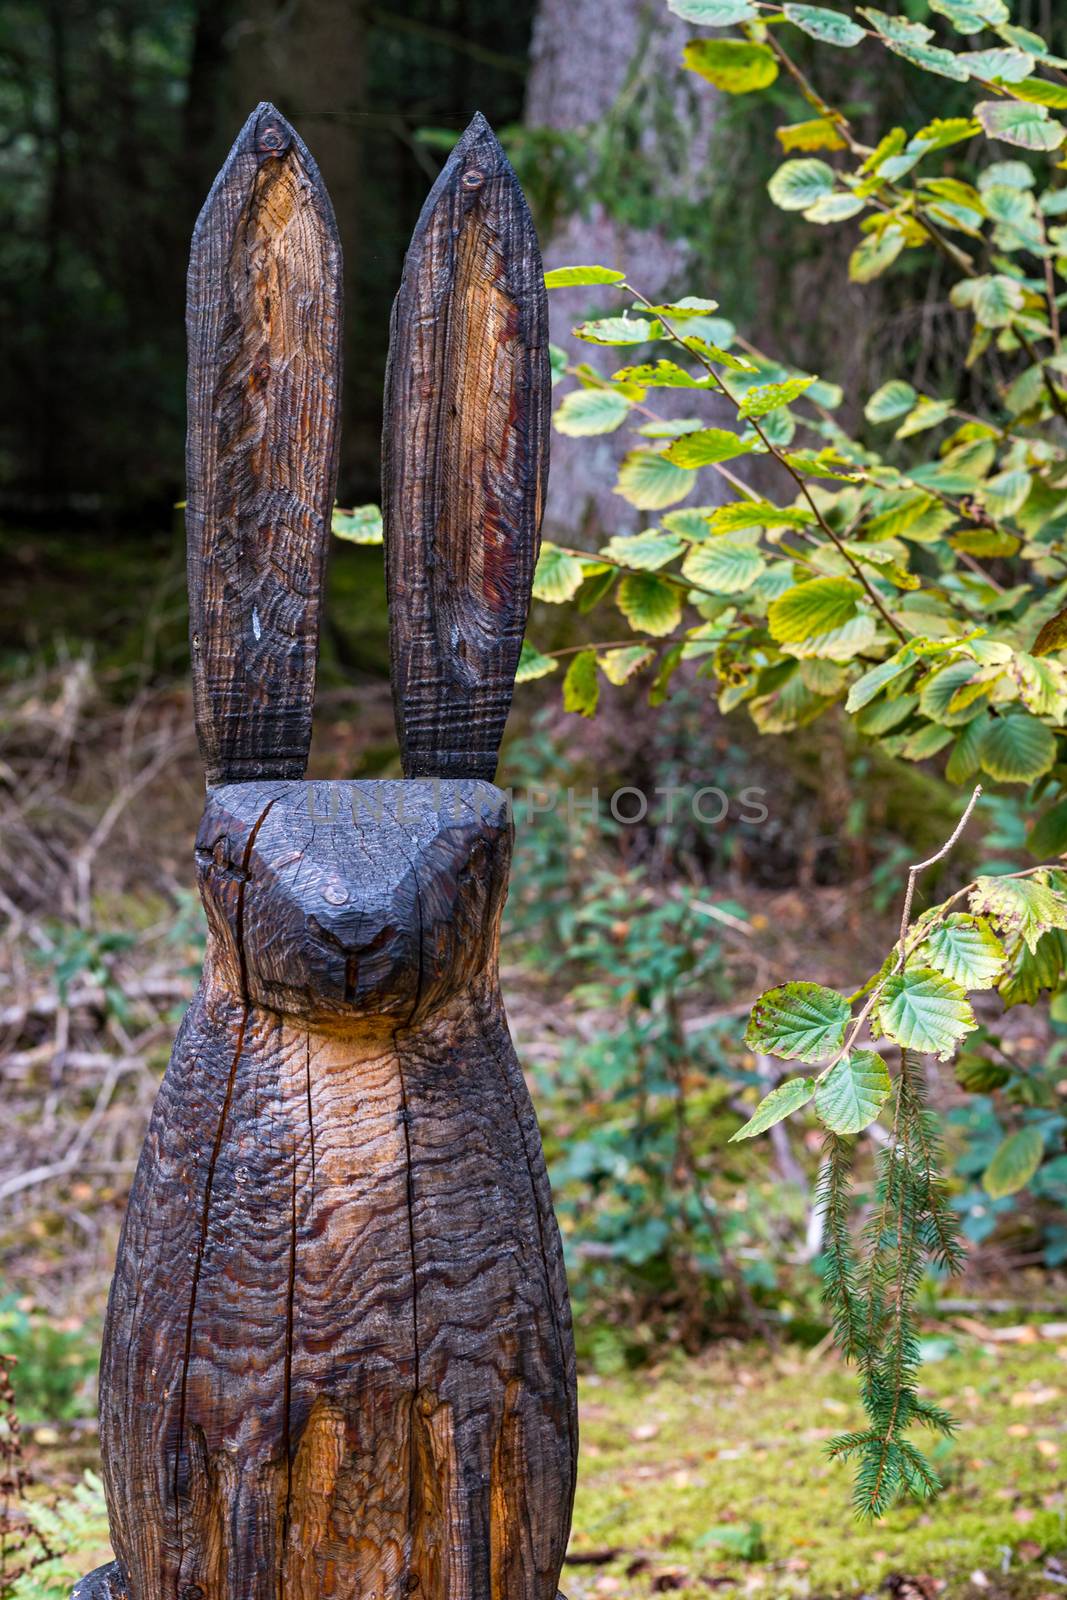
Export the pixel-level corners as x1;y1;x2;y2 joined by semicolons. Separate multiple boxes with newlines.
224;0;368;488
524;0;731;539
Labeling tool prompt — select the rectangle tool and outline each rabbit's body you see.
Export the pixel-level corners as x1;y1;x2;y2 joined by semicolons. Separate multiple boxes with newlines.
97;781;576;1600
74;101;575;1600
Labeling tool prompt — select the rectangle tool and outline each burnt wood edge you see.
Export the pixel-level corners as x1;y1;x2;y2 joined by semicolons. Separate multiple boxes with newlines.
185;101;344;786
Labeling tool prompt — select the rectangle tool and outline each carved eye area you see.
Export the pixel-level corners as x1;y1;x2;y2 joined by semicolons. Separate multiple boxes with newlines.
257;125;286;155
461;168;484;191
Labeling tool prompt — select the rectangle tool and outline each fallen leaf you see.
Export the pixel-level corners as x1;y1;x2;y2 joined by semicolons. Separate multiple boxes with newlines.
1011;1386;1061;1406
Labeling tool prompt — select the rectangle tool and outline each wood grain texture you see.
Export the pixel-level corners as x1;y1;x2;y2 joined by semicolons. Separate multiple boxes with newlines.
93;780;577;1600
186;102;343;785
382;113;550;783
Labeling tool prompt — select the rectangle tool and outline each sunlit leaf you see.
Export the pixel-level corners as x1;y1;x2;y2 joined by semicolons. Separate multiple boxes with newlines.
815;1050;892;1133
615;451;696;510
617;571;684;636
729;1076;816;1140
783;2;866;45
768;159;837;211
602;530;685;571
562;649;599;717
877;967;977;1059
683;38;779;92
975;99;1067;150
918;914;1006;989
663;428;754;467
865;380;918;422
745;981;851;1062
554;387;631;436
544;264;625;288
970;871;1067;952
682;538;767;594
515;641;559;682
532;542;586;603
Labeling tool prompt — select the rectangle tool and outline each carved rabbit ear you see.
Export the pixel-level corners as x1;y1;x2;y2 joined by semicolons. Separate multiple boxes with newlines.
382;112;550;783
186;103;343;786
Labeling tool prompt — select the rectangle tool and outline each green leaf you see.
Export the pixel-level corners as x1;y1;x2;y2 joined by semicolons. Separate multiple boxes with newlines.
617;572;684;636
777;116;849;153
783;2;866;46
573;315;660;345
598;645;654;685
961;46;1034;80
976;99;1067;150
682;538;767;594
919;914;1006;989
515;641;559;683
982;1126;1044;1198
913;115;982;147
979;713;1058;783
815;1050;892;1134
668;0;758;19
1010;77;1067;109
729;1076;816;1141
929;0;1008;35
602;530;685;571
710;500;813;532
846;653;914;711
745;981;851;1062
532;542;586;603
636;417;704;439
683;38;779;93
849;225;907;283
663;505;721;538
895;396;954;438
804;192;866;223
562;650;599;716
544;265;625;288
865;379;919;423
616;451;696;510
663;428;753;467
332;504;383;544
886;37;971;79
1026;797;1067;858
767;159;837;211
971;272;1025;328
970;872;1067;952
738;376;815;417
919;659;989;726
946;715;986;783
769;577;863;646
612;359;710;390
553;387;631;436
860;9;932;43
877;967;976;1059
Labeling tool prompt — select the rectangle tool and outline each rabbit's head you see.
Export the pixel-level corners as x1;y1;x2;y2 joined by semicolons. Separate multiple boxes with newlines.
185;104;547;1033
195;779;511;1031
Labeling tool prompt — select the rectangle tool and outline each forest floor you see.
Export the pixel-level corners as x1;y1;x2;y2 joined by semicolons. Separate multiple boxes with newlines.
6;1328;1066;1599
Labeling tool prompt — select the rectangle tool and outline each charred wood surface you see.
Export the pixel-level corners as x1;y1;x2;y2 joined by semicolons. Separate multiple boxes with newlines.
383;114;550;784
97;781;577;1600
80;103;576;1600
186;103;343;786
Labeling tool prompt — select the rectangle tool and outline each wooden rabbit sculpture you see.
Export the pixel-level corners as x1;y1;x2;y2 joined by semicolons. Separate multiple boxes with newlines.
72;104;577;1600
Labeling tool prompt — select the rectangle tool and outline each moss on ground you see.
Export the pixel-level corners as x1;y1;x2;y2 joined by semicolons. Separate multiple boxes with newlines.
9;1332;1066;1599
567;1333;1067;1598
